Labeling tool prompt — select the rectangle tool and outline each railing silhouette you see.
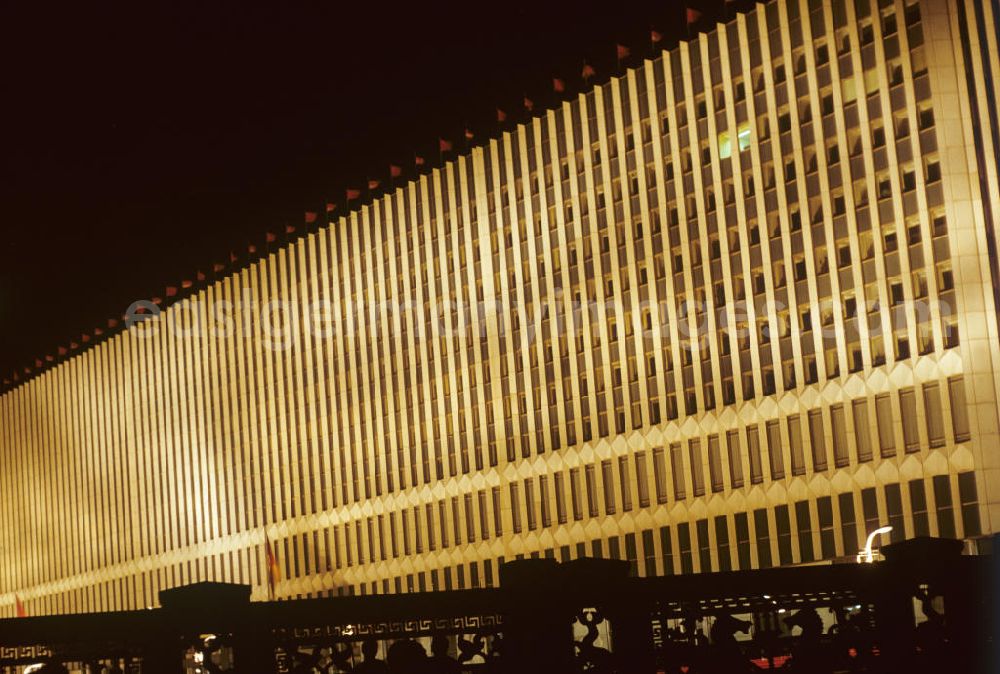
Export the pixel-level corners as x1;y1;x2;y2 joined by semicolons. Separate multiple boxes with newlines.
1;537;996;673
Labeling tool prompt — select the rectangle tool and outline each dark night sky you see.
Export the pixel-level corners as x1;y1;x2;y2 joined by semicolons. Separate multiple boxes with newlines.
0;1;725;381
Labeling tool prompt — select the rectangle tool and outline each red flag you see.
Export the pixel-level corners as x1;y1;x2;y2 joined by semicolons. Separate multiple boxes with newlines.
213;262;225;273
45;355;54;363
686;7;702;25
15;595;26;618
553;77;565;93
651;29;663;44
464;128;474;140
617;44;631;60
196;271;206;282
181;279;193;289
34;359;42;368
2;379;8;386
247;243;257;255
304;211;317;224
81;333;91;343
23;367;30;375
439;138;453;153
496;108;507;122
325;202;336;213
58;346;67;356
265;534;281;599
523;96;534;112
108;318;119;328
390;164;402;178
230;251;239;263
70;341;79;349
368;179;381;190
582;63;596;81
346;188;361;200
265;232;277;244
285;224;296;235
165;286;178;298
414;155;426;167
94;327;104;336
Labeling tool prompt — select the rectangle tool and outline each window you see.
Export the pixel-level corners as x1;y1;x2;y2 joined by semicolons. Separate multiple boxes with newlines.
795;501;815;563
635;452;650;508
938;263;954;291
523;480;536;531
715;516;732;572
653;447;669;503
861;487;880;538
831;404;849;467
899;388;920;452
775;505;794;565
425;504;436;551
910;479;930;537
766;420;785;480
747;425;764;484
806;410;827;471
875;394;896;456
817;497;836;559
677;522;694;574
718;130;732;159
958;472;982;537
585;465;599;517
924;159;941;185
885;484;905;543
439;502;450;548
618;456;633;512
569;469;583;521
839;492;858;554
539;476;551;528
642;530;656;577
727;430;744;488
787;415;805;476
670;443;686;500
913;382;944;447
660;526;675;575
697;519;712;572
933;475;956;538
601;460;616;515
689;439;705;497
734;513;751;570
948;376;970;442
708;435;724;493
754;509;772;568
918;107;934;130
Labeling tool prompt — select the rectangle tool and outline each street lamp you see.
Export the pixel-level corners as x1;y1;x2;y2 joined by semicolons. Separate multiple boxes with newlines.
856;525;893;563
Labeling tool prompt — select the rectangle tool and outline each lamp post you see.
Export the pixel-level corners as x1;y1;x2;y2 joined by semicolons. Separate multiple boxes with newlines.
856;525;893;563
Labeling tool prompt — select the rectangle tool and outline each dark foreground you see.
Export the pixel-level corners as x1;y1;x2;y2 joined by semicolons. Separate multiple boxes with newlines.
1;537;997;673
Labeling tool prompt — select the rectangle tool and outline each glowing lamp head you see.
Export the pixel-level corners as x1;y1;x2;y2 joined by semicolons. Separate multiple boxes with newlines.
856;525;893;563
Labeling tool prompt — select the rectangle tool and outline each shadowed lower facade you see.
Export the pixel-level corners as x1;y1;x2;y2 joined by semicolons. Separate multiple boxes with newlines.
3;0;1000;617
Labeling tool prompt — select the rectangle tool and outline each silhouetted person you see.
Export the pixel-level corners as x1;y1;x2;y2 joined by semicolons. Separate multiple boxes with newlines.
784;607;830;674
709;614;755;672
386;639;426;673
354;638;390;674
912;587;949;670
426;634;462;673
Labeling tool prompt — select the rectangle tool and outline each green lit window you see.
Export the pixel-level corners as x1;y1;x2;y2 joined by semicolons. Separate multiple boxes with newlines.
718;123;751;159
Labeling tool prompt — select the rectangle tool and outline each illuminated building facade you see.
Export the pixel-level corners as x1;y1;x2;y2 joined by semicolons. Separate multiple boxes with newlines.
2;0;998;617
